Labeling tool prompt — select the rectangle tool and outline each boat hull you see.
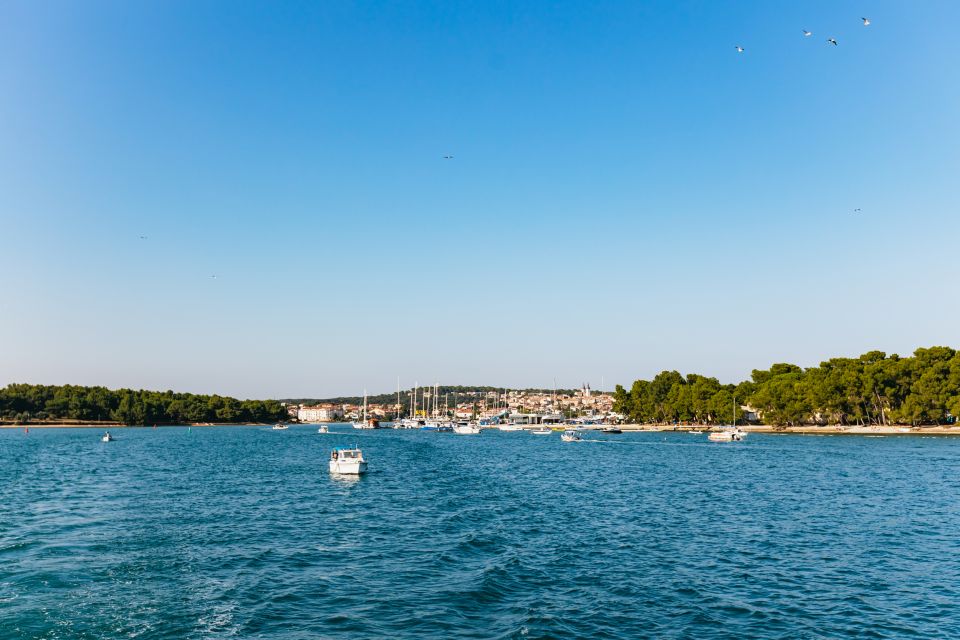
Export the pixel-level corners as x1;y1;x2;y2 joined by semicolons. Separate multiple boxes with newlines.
329;460;368;475
453;426;481;435
708;430;744;442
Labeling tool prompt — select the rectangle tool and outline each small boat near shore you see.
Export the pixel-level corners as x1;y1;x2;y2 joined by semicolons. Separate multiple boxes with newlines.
317;425;329;434
101;431;114;442
453;422;481;435
352;391;381;429
561;430;582;442
329;447;367;475
707;398;744;442
272;424;289;430
601;427;622;434
708;428;744;442
530;427;552;435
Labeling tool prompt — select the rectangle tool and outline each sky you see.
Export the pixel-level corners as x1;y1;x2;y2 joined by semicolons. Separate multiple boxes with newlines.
1;0;958;399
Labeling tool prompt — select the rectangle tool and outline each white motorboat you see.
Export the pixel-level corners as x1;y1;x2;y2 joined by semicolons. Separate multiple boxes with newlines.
453;422;481;435
498;423;524;432
272;424;289;430
329;447;367;475
101;432;114;442
708;428;744;442
560;430;582;442
317;425;329;434
530;427;552;435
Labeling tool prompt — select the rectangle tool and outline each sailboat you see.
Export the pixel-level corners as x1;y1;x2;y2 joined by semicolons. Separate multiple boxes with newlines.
707;397;746;442
352;390;375;429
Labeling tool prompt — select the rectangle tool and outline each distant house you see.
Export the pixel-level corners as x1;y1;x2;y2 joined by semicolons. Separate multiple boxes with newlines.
297;404;343;423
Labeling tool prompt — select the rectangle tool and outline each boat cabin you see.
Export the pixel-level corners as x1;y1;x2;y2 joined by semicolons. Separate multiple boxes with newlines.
331;448;363;461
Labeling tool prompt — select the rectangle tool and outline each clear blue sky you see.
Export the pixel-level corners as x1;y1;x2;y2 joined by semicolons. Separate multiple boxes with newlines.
2;1;958;399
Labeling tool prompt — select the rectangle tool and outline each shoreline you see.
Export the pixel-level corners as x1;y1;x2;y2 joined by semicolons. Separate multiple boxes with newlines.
0;422;274;429
618;424;960;435
6;422;960;435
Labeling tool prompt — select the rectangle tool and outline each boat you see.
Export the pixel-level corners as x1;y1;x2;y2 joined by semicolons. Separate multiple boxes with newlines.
708;428;744;442
498;423;524;432
560;429;582;442
317;425;329;434
272;424;289;430
422;420;453;432
101;431;114;442
601;426;622;434
707;397;745;442
453;422;481;435
530;427;552;435
329;447;367;475
352;390;375;429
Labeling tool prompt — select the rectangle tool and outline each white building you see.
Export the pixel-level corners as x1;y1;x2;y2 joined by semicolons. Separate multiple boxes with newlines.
297;405;343;423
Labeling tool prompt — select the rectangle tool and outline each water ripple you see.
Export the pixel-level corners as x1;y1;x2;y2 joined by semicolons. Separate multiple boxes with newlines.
2;427;960;638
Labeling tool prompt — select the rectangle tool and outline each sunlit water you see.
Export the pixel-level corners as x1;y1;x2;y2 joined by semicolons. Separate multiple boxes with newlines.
2;426;960;639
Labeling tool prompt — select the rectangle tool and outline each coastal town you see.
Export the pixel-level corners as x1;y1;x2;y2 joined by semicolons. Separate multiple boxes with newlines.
288;384;617;423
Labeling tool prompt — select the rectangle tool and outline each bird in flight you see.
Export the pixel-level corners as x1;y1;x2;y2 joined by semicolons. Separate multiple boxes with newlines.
803;30;812;37
210;275;218;279
827;38;838;46
861;17;870;26
139;235;147;240
443;155;454;159
853;208;862;213
735;46;744;53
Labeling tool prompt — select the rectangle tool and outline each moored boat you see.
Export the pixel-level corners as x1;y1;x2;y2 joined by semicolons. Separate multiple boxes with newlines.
329;447;367;475
707;398;745;442
601;426;622;434
453;421;481;435
707;428;744;442
352;390;376;429
272;424;289;430
530;427;552;435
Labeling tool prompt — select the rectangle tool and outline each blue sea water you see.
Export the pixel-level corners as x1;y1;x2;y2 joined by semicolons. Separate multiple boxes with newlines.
2;426;960;639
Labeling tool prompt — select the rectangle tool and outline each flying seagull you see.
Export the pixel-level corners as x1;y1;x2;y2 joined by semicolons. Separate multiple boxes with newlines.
827;38;838;46
861;17;870;26
803;29;812;37
735;45;744;53
210;274;218;279
853;208;862;213
443;155;454;159
139;235;147;240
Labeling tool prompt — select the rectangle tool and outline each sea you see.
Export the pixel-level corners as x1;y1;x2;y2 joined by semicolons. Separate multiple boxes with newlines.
2;426;959;639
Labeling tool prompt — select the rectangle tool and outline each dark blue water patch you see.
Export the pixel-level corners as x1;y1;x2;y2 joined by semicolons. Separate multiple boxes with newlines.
2;426;960;638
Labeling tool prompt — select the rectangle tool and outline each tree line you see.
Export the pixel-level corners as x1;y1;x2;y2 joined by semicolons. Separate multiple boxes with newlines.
612;347;960;427
0;384;287;425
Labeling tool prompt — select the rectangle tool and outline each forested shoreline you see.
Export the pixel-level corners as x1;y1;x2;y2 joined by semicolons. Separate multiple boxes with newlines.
613;347;960;427
0;384;286;425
